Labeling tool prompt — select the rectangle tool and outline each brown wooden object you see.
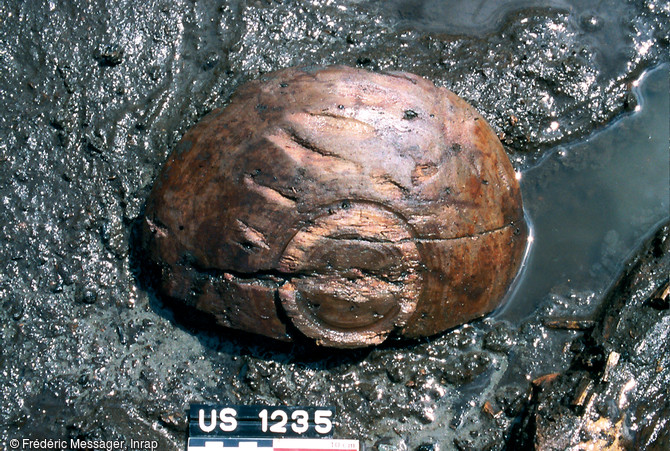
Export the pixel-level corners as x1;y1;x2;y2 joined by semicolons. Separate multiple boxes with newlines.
142;65;528;348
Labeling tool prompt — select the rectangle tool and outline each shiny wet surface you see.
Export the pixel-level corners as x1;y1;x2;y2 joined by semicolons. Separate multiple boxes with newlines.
0;1;668;449
501;64;670;321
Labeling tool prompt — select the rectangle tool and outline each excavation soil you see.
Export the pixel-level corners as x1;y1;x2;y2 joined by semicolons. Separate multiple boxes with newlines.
0;1;668;449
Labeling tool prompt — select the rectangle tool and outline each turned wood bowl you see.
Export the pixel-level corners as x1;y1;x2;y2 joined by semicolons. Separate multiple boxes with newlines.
142;65;528;348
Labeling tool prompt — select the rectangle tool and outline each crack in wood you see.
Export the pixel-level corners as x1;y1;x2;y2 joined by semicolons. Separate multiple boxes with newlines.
243;174;298;207
372;173;411;195
235;219;271;250
287;129;361;168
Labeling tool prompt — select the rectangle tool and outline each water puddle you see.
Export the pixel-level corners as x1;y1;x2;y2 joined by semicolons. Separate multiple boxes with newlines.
498;64;669;321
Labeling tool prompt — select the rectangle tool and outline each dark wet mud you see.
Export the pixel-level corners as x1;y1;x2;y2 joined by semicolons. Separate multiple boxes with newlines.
516;220;670;450
0;1;668;449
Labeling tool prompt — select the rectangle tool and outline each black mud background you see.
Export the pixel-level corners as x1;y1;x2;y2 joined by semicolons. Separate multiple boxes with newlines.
0;1;668;449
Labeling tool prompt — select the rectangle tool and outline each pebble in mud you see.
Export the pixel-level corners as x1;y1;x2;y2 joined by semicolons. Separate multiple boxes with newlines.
142;65;528;348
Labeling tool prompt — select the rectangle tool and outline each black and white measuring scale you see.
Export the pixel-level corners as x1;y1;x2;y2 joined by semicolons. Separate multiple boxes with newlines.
187;404;360;450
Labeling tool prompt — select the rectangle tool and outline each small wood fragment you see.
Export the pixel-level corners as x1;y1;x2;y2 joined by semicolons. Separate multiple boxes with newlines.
543;318;596;330
482;400;502;418
647;278;670;309
601;351;620;382
532;373;560;388
571;377;594;407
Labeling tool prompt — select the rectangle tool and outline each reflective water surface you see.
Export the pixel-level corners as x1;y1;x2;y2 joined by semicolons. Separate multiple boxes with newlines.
499;64;669;321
